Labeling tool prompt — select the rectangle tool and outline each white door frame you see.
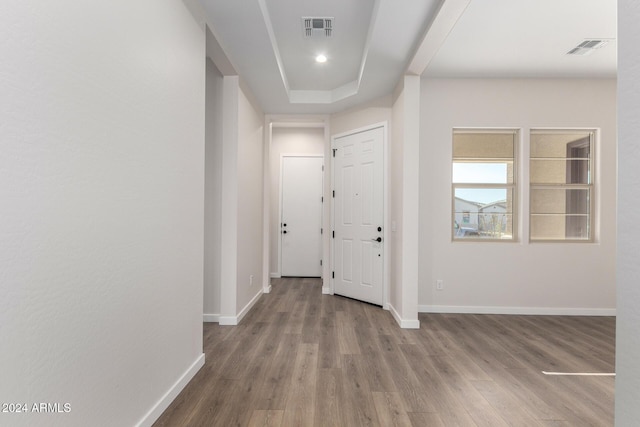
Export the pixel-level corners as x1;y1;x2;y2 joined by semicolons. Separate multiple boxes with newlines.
278;154;324;277
262;115;331;293
330;122;390;310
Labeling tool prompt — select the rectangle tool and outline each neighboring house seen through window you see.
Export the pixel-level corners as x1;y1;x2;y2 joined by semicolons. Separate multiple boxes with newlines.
452;129;517;240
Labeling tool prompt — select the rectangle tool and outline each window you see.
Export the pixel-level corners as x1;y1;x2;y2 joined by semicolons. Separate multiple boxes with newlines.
529;130;595;241
452;129;517;240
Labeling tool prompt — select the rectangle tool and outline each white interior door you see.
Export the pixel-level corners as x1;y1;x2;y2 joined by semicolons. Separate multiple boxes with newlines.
281;156;323;277
333;126;384;305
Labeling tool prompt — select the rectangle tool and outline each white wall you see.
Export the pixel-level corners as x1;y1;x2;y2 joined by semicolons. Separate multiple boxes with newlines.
0;1;205;426
616;0;640;422
204;57;224;318
236;84;265;315
220;76;240;322
217;77;265;325
419;78;617;314
388;76;421;328
269;128;325;276
391;88;405;316
330;96;392;136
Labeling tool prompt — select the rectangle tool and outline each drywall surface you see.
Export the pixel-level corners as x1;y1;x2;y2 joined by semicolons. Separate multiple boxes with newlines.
331;101;392;137
236;85;265;314
390;88;405;315
400;76;421;327
220;76;240;320
616;0;640;423
388;76;420;328
204;58;224;318
420;78;616;313
269;128;325;276
0;1;205;426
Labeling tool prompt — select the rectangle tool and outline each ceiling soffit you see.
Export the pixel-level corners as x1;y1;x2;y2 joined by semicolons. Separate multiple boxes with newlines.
258;0;379;104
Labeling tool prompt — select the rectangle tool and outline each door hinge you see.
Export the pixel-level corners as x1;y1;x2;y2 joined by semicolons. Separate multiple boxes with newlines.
321;228;323;235
332;230;335;238
320;259;323;266
332;148;337;157
321;196;323;203
332;190;335;198
332;271;335;278
322;165;324;172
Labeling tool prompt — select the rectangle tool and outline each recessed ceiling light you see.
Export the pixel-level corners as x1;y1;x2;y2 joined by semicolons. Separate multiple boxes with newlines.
315;54;327;63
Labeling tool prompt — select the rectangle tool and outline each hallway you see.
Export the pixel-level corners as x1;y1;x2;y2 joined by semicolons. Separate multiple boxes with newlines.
154;278;615;426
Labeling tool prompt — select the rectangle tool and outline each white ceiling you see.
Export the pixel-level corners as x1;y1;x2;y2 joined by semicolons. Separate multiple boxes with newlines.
425;0;617;78
198;0;617;115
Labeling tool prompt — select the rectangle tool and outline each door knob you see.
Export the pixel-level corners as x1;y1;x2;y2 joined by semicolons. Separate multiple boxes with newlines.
372;237;382;242
283;230;288;234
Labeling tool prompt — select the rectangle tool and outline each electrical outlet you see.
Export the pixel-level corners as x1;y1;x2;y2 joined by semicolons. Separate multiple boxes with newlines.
436;279;444;291
250;275;254;286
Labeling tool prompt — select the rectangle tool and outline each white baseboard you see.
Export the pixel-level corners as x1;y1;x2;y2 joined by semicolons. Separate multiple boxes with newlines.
203;313;220;323
321;286;332;295
136;353;205;427
219;289;263;326
270;272;281;278
388;303;420;329
263;284;272;294
418;305;616;316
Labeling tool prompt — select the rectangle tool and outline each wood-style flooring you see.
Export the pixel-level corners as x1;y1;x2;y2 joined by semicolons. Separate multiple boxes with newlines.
154;278;615;426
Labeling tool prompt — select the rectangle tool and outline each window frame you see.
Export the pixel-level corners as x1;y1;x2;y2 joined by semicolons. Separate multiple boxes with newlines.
451;128;519;242
529;129;596;243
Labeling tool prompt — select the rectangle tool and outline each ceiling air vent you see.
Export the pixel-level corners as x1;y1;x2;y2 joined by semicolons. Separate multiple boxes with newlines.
567;39;612;56
302;17;333;38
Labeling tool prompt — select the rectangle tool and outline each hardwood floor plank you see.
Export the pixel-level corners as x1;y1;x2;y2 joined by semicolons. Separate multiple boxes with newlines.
336;296;370;327
399;344;469;415
255;333;301;410
219;323;268;380
407;412;447;427
301;294;321;344
484;315;611;374
154;279;615;427
336;311;361;355
551;375;614;426
340;354;381;426
185;378;244;427
501;367;606;426
437;410;482;427
320;293;336;318
377;338;437;413
427;356;509;427
282;343;319;426
284;300;307;334
313;368;343;427
472;380;545;427
247;410;283;427
372;392;412;427
539;421;574;427
317;315;341;369
488;367;564;422
356;326;397;392
516;315;615;372
364;303;398;336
